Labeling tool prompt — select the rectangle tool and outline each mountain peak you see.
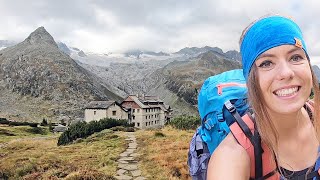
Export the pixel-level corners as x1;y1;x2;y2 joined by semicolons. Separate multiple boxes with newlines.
24;26;57;47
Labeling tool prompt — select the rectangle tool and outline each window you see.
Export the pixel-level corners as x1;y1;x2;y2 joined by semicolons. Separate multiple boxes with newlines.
137;109;140;113
137;123;140;127
133;109;135;113
133;116;135;120
146;122;148;126
146;116;147;120
112;111;116;116
94;111;96;115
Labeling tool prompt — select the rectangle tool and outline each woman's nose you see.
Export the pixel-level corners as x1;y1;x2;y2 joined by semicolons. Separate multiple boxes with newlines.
276;61;294;81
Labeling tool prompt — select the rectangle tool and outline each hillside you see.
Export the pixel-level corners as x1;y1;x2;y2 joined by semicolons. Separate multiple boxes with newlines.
0;27;121;122
0;124;193;179
146;50;242;115
0;126;126;179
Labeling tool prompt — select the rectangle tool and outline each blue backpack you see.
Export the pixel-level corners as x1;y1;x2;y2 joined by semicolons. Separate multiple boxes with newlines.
187;69;249;179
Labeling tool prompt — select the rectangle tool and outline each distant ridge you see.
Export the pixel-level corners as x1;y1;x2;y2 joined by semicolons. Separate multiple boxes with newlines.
174;46;241;61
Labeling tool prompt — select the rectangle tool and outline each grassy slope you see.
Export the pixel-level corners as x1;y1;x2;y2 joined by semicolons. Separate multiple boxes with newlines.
0;125;126;179
0;125;55;144
0;125;195;179
135;126;194;180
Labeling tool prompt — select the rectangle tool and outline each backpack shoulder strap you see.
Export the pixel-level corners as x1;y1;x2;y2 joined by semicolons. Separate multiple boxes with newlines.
229;112;279;179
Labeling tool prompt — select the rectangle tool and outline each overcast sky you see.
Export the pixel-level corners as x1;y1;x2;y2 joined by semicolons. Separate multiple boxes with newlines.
0;0;319;57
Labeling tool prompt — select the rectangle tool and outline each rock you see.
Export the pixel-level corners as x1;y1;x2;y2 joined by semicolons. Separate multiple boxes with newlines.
131;170;141;177
115;175;133;180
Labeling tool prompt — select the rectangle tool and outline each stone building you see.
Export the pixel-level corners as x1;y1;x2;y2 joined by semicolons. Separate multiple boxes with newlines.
84;101;129;122
121;95;172;129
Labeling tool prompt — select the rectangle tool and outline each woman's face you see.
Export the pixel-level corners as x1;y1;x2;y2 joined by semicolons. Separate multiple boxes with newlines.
254;45;312;115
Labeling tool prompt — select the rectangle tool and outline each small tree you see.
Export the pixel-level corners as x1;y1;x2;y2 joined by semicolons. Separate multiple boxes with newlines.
48;122;53;132
60;119;66;126
41;118;48;126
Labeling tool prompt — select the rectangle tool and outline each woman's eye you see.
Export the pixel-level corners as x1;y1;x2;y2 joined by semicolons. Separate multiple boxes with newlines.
291;54;303;62
258;60;273;68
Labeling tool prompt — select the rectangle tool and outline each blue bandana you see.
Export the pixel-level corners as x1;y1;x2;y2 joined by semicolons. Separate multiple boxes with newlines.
240;16;309;80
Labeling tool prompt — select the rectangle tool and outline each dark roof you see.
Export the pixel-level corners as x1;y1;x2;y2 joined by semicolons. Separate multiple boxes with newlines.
123;95;169;110
86;101;115;109
86;101;129;112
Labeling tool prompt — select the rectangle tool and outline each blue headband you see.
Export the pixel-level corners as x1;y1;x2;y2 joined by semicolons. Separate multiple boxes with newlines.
240;16;308;80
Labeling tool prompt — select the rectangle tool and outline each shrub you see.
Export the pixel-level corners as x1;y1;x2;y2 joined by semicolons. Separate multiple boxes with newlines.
8;121;38;127
110;126;125;131
154;131;166;137
29;123;38;128
58;118;131;146
168;115;200;130
0;170;10;179
48;123;54;132
15;162;36;177
0;118;38;127
0;118;10;125
125;127;135;132
25;127;47;135
171;167;182;178
40;118;48;126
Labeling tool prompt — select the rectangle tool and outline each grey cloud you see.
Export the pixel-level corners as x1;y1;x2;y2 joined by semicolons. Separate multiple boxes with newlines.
0;0;318;56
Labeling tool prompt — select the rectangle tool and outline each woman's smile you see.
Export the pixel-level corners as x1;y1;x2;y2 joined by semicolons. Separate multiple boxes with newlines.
273;86;300;97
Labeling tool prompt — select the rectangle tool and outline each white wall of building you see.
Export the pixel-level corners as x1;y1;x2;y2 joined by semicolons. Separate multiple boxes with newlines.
106;104;128;120
85;109;106;122
131;107;164;129
85;104;128;122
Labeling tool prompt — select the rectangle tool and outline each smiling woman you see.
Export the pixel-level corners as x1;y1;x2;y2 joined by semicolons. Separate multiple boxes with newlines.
254;45;312;115
207;15;320;180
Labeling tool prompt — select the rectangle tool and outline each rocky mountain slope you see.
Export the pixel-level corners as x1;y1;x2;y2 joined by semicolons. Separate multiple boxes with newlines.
78;50;241;115
145;50;241;115
0;27;121;122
